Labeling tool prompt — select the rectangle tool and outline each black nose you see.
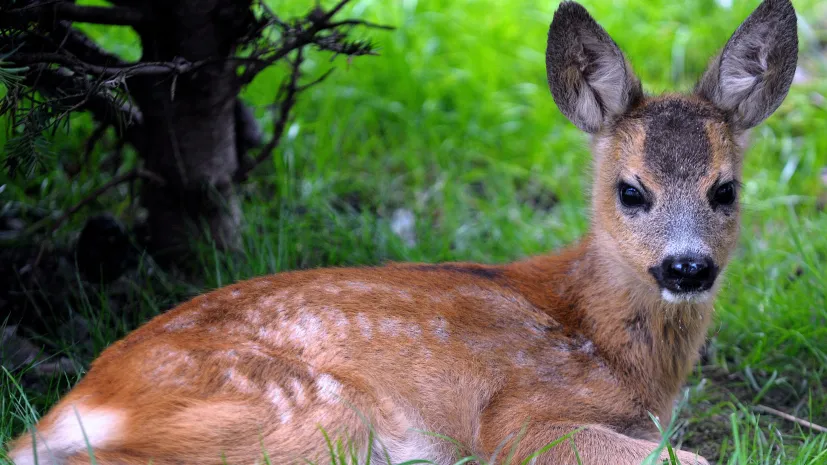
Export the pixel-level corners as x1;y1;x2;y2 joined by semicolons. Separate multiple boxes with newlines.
650;255;718;293
668;258;708;278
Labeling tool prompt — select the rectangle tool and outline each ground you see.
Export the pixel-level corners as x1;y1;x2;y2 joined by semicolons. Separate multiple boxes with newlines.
1;0;826;464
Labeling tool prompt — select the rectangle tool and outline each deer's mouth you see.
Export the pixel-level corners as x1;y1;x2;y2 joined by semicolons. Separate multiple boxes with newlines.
659;288;714;304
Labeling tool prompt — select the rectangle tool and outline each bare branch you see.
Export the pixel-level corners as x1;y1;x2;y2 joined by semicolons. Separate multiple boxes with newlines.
236;0;393;84
753;405;827;434
22;67;145;148
0;167;164;245
235;48;304;182
9;53;194;79
296;68;334;92
4;0;392;88
6;2;145;27
323;0;351;22
52;21;129;67
256;1;287;29
327;19;395;30
2;0;392;187
50;168;164;231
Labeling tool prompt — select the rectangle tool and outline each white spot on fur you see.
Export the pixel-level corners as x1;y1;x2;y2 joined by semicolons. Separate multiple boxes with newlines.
257;327;284;345
343;281;400;295
429;317;450;342
226;368;256;394
344;281;374;292
356;313;373;339
579;339;596;355
164;314;197;331
515;350;531;367
379;317;402;337
575;385;594;397
289;313;324;343
258;296;285;313
405;323;422;339
231;289;241;298
267;383;286;407
324;307;350;339
245;308;263;326
148;345;194;383
266;383;292;423
323;284;342;295
289;378;306;405
457;285;531;314
9;406;122;465
315;373;342;404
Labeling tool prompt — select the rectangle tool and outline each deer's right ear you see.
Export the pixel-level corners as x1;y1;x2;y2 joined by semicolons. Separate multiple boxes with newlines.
694;0;798;132
546;1;642;134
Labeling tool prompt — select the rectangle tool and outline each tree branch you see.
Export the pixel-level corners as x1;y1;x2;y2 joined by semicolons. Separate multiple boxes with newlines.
7;2;145;27
327;19;394;30
236;0;393;84
2;0;391;187
9;53;194;79
234;47;329;182
323;0;351;22
753;405;827;434
13;168;166;240
51;21;129;67
23;67;145;148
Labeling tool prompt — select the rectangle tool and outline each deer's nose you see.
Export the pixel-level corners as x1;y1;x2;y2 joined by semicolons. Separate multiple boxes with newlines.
666;257;710;278
650;254;718;293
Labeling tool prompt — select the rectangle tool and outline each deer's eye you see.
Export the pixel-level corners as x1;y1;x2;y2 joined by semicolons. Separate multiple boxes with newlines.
618;183;646;208
711;181;737;207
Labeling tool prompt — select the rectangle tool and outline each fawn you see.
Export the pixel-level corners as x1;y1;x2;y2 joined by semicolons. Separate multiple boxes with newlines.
6;0;798;464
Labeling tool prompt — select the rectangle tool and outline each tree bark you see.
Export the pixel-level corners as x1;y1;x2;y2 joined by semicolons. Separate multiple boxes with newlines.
128;0;254;258
3;0;382;263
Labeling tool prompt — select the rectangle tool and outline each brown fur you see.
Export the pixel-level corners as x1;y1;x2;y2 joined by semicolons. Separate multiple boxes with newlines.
9;242;711;465
7;1;799;464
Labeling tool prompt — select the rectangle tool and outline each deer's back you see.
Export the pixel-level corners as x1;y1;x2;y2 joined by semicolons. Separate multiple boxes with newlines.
10;263;635;465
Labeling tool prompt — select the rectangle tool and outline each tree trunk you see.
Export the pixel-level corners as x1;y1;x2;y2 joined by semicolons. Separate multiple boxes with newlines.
129;0;253;259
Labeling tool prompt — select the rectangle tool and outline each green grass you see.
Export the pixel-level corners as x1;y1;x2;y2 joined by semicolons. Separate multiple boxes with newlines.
2;0;827;463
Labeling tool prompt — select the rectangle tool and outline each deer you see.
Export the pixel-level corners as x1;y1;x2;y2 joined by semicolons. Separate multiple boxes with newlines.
6;0;798;463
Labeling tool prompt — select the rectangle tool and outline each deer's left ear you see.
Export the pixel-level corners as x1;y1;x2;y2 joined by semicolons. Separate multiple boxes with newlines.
695;0;798;132
546;1;643;134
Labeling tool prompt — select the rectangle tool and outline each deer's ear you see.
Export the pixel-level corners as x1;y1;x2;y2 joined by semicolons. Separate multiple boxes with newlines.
695;0;798;132
546;1;643;134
